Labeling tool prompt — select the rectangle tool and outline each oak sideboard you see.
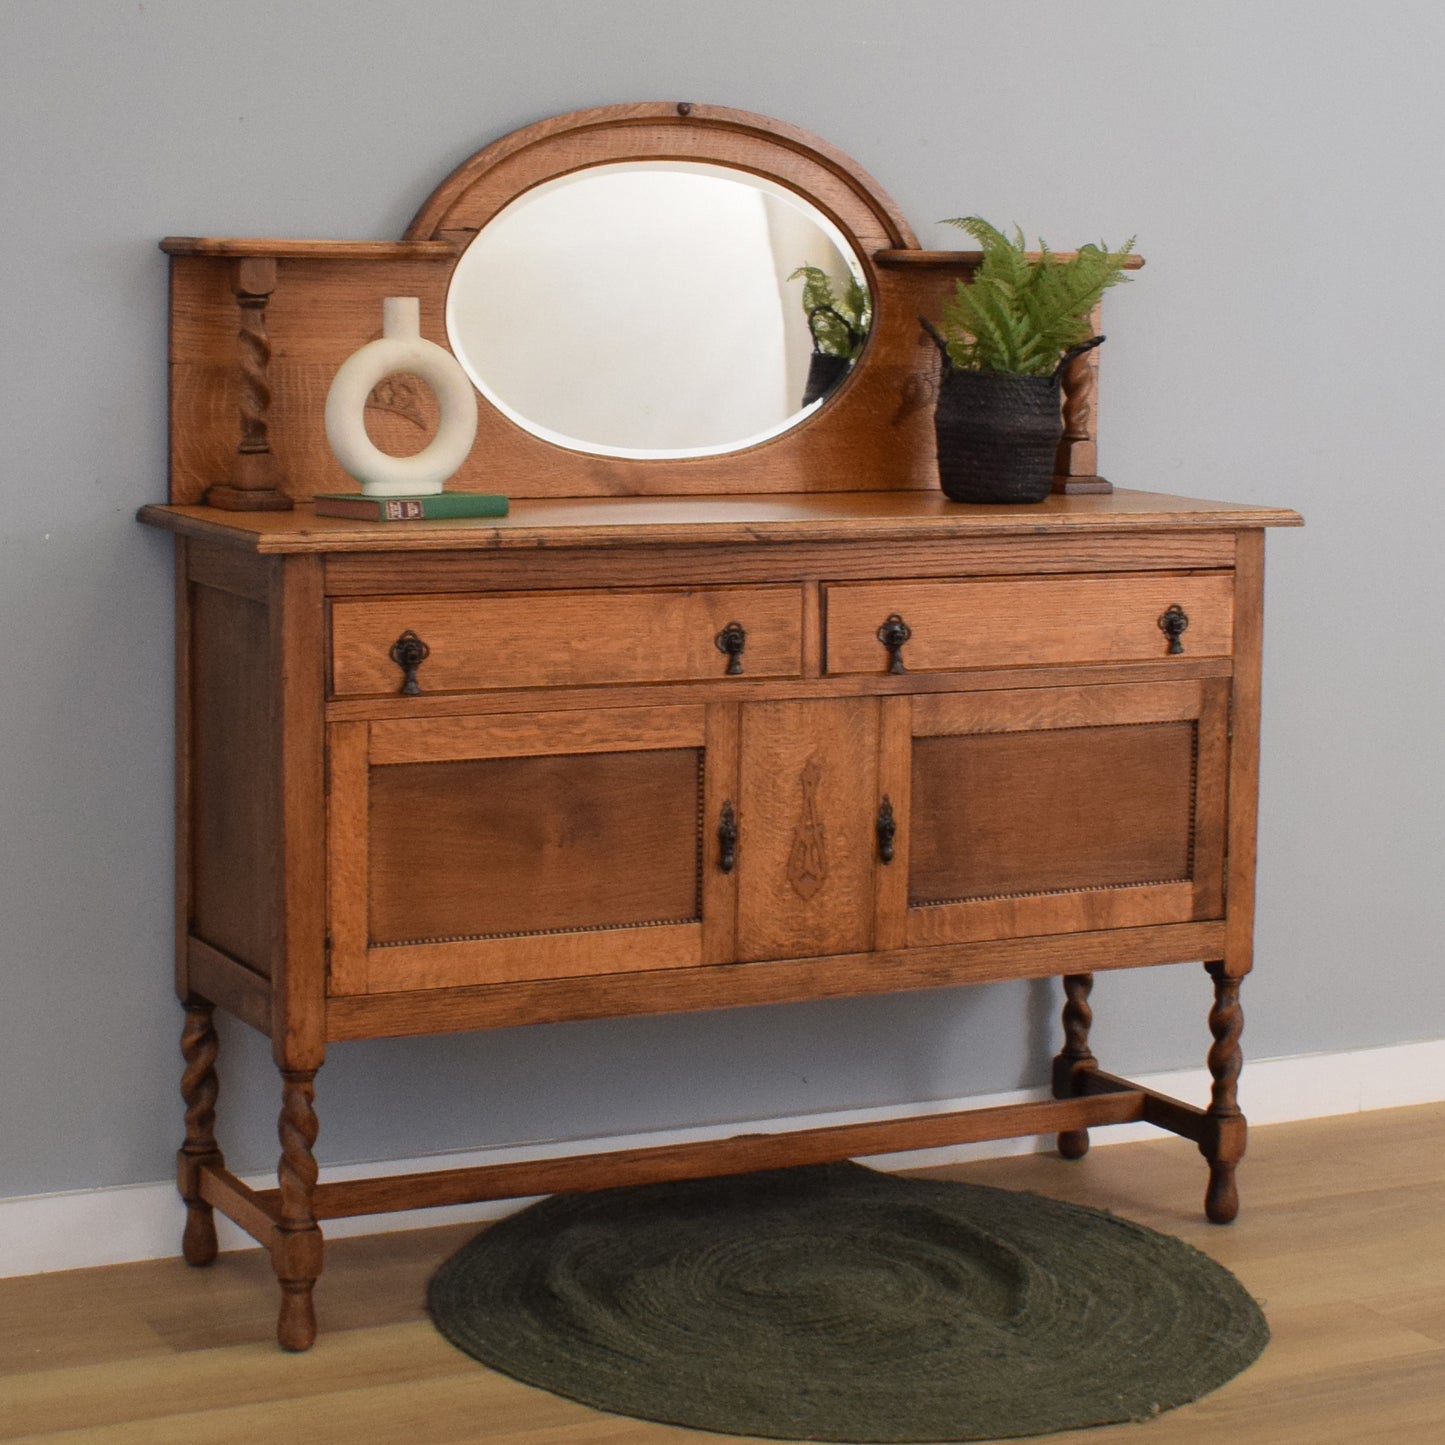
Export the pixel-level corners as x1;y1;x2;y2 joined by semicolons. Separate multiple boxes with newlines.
139;102;1301;1349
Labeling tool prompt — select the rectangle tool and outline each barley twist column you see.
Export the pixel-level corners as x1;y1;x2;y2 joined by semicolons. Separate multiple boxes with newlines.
237;291;273;452
203;256;293;510
1053;302;1111;493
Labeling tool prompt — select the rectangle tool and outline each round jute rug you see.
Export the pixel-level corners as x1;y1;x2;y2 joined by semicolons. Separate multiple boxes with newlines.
427;1162;1268;1442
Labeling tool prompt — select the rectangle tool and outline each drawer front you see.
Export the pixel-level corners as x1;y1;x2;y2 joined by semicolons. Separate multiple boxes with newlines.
824;573;1234;675
331;585;803;698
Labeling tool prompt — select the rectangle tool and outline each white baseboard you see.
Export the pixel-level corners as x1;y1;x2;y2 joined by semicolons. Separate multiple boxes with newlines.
4;1037;1442;1280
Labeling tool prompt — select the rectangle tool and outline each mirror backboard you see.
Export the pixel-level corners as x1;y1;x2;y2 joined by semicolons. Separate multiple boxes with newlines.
163;102;964;505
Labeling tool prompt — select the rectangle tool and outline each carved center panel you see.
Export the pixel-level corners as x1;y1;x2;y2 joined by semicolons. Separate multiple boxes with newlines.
786;757;828;900
735;697;879;963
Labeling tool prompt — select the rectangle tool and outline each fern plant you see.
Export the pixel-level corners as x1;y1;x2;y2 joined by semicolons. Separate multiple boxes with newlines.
788;265;872;359
935;218;1135;376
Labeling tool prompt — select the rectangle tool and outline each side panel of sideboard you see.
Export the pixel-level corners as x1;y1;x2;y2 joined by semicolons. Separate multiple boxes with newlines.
178;539;329;1065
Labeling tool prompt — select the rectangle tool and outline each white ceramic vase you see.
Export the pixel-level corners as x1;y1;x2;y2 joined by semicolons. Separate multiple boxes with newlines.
324;297;479;497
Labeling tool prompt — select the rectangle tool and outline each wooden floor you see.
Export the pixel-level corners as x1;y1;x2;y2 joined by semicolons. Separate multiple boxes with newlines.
2;1103;1443;1443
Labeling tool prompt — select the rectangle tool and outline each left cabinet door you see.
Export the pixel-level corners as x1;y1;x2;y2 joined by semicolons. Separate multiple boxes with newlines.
327;704;740;994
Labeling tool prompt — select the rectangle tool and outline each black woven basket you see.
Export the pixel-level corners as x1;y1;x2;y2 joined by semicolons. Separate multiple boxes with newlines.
922;326;1105;505
800;303;863;408
802;351;851;407
933;368;1062;503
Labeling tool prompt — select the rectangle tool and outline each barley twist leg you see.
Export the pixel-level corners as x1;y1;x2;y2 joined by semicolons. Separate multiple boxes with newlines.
274;1069;323;1350
1202;961;1247;1223
178;999;222;1266
1052;973;1097;1160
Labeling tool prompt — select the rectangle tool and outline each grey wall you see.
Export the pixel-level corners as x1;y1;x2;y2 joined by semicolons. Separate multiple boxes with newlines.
2;1;1440;1198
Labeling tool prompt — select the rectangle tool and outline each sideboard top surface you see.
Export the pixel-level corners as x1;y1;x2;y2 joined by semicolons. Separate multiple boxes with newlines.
138;489;1303;555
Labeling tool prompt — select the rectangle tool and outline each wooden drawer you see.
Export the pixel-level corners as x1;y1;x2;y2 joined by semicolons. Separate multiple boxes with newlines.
330;585;803;698
824;572;1234;675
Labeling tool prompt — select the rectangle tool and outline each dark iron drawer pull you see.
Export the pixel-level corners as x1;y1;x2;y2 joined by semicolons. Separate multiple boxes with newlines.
877;613;912;674
1158;605;1189;655
388;629;430;695
715;621;747;675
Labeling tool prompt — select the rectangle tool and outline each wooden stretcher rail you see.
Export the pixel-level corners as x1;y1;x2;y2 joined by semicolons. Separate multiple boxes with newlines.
198;1165;281;1248
1074;1067;1211;1142
197;1092;1146;1230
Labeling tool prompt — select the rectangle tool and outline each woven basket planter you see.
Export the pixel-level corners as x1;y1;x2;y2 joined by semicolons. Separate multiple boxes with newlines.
933;367;1063;504
924;332;1105;505
802;351;851;407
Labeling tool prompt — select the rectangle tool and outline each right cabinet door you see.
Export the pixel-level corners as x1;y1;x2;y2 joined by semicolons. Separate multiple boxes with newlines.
877;679;1229;949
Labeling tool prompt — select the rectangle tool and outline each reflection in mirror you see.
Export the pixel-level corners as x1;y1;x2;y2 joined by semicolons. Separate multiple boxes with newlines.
790;263;873;407
445;162;868;459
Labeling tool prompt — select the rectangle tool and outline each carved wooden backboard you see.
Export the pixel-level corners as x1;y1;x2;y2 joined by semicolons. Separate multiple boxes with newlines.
162;102;1126;507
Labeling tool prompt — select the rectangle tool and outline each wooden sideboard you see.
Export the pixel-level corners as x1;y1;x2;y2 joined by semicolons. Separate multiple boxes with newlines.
139;102;1300;1350
139;490;1299;1350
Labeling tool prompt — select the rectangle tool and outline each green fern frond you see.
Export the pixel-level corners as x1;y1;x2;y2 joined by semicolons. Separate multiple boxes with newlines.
808;308;854;357
933;217;1135;375
945;276;1024;372
788;265;836;315
789;264;872;358
841;275;871;334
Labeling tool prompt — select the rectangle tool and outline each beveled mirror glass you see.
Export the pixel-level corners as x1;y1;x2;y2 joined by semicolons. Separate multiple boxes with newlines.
445;161;868;459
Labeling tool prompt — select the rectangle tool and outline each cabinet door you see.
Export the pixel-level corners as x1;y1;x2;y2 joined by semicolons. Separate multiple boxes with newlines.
876;680;1228;948
327;705;739;993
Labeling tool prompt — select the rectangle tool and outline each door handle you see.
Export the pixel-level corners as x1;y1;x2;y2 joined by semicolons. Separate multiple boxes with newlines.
876;796;897;864
718;800;738;873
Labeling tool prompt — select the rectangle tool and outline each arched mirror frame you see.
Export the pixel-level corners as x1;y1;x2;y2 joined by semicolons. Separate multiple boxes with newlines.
402;102;934;499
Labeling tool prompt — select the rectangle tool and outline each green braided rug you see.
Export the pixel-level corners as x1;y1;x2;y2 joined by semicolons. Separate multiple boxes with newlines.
427;1162;1268;1442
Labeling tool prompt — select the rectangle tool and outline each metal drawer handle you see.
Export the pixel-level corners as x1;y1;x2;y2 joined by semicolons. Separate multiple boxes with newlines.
388;629;430;695
715;620;747;675
718;801;738;873
877;613;911;674
1158;604;1189;655
876;796;897;864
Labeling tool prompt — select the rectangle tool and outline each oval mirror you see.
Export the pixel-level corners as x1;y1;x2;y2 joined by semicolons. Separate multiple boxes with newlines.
445;161;870;459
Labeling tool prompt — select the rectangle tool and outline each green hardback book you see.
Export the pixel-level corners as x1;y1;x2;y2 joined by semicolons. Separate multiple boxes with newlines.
313;492;510;521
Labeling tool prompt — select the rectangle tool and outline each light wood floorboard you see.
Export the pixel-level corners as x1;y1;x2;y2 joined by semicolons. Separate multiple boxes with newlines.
2;1104;1442;1443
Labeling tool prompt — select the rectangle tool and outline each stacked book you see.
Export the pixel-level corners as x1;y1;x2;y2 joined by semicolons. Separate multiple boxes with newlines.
313;493;509;521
